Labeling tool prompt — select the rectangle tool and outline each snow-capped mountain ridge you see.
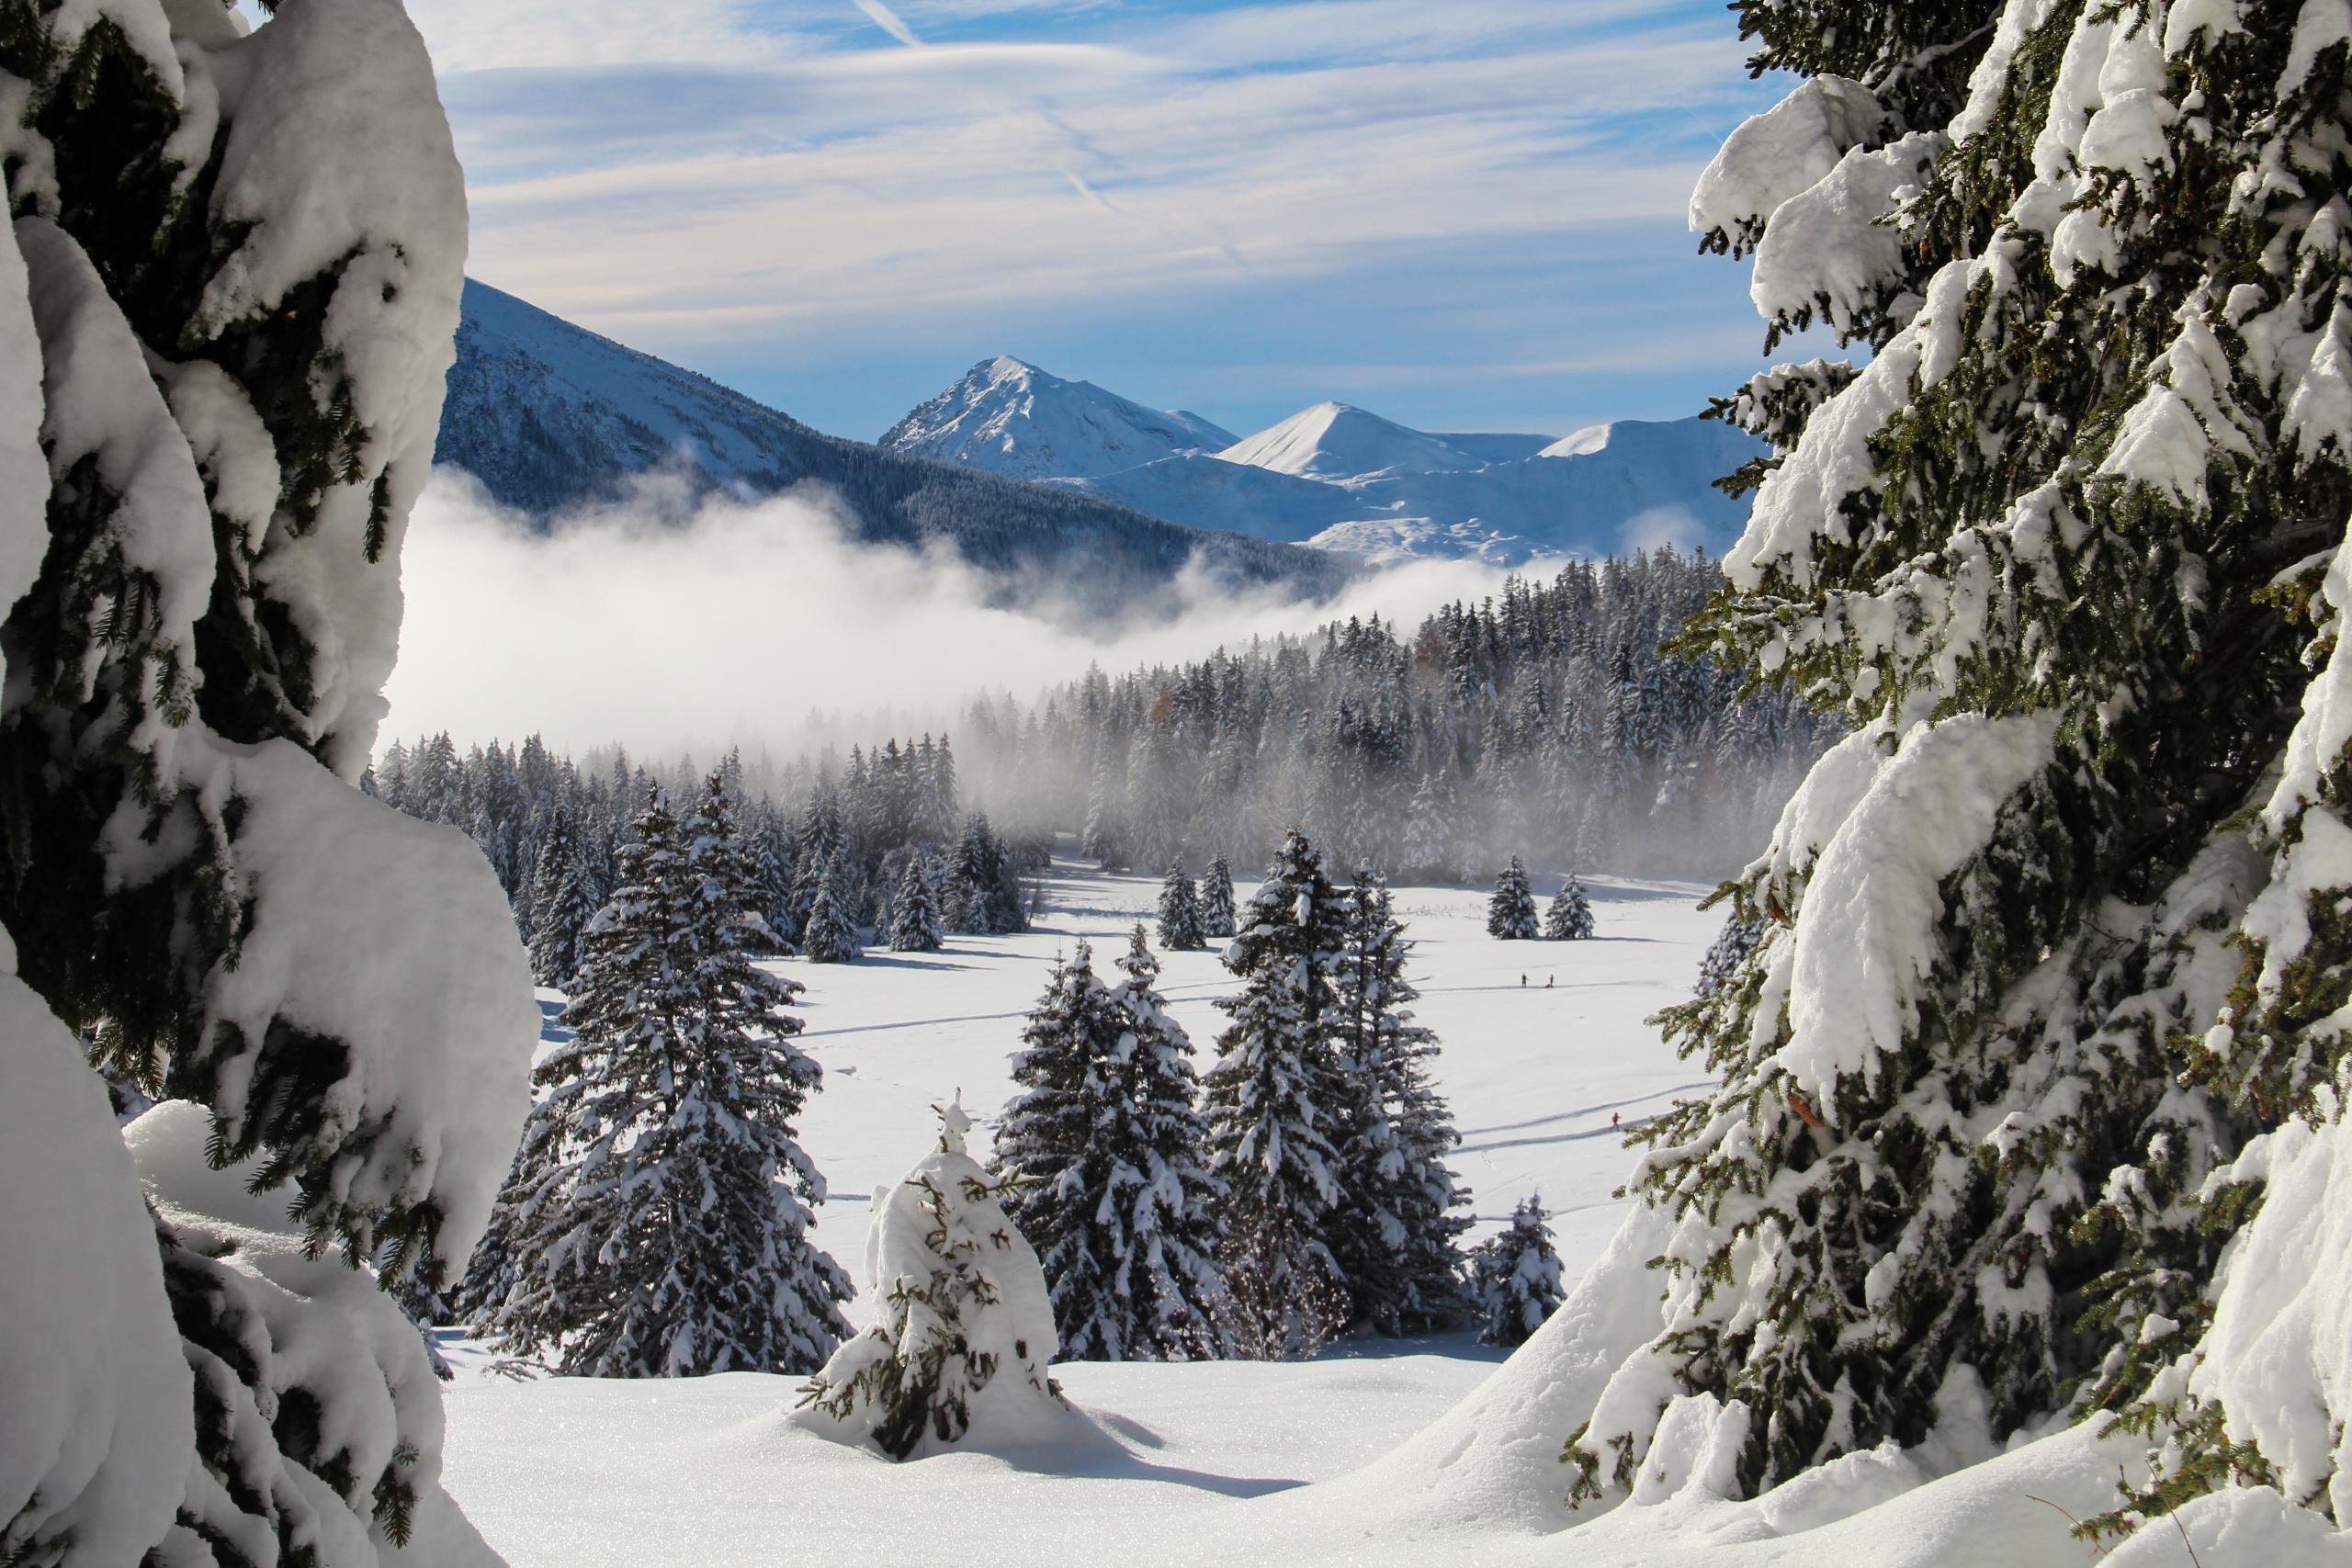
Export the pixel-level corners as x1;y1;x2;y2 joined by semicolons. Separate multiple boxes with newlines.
880;362;1765;565
880;355;1238;482
431;282;1349;613
1214;401;1487;480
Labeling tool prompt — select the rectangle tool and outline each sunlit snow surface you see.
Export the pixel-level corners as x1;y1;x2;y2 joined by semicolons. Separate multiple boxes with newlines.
439;866;1706;1558
435;866;2177;1566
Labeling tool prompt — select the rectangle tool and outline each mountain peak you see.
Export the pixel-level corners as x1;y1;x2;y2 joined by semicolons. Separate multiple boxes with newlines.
980;355;1039;381
881;359;1237;482
1215;402;1482;481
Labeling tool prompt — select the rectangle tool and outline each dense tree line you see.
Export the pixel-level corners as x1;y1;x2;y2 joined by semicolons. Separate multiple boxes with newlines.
369;733;1033;982
374;551;1838;965
948;549;1838;882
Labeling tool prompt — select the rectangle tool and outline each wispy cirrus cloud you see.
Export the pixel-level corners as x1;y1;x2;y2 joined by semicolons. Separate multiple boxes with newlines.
409;0;1792;441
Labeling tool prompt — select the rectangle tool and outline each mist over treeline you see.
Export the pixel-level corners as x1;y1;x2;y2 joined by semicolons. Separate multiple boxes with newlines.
371;551;1839;944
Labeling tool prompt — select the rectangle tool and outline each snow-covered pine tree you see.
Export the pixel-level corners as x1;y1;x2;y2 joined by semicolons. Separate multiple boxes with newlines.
684;764;780;956
0;2;535;1558
992;935;1227;1360
1469;1194;1564;1348
527;805;597;987
1203;829;1351;1357
1543;873;1595;941
1199;854;1239;939
798;1098;1065;1459
888;854;944;952
1329;865;1471;1334
1101;927;1230;1358
802;851;863;964
485;790;851;1376
1157;860;1206;951
1564;0;2352;1527
1486;856;1539;940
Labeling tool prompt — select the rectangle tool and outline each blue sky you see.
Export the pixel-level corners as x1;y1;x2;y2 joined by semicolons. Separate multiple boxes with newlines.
401;0;1798;443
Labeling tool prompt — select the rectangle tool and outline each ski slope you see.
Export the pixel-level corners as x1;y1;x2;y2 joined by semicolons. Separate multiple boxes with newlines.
437;863;1721;1563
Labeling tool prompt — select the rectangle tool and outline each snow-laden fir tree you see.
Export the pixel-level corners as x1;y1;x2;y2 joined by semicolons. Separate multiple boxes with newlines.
992;933;1227;1361
1157;860;1206;951
1543;874;1595;941
485;790;851;1376
0;1;533;1558
802;850;863;964
1560;0;2352;1529
798;1098;1066;1460
888;854;944;953
1199;855;1239;940
1202;829;1351;1357
1100;928;1231;1357
1486;857;1539;940
1469;1194;1563;1348
527;805;599;987
684;764;781;956
1330;865;1470;1334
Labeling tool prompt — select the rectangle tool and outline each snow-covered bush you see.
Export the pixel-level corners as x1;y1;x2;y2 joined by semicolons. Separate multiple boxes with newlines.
1469;1195;1564;1348
798;1099;1066;1459
1553;0;2352;1541
0;0;532;1559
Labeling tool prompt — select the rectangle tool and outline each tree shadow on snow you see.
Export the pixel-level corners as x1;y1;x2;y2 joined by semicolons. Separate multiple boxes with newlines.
996;1412;1307;1499
848;953;987;975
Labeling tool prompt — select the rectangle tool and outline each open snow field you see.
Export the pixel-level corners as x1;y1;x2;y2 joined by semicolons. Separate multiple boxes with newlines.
436;864;1724;1564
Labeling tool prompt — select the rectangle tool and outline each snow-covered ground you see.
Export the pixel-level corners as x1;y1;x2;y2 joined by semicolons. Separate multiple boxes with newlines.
437;863;1721;1564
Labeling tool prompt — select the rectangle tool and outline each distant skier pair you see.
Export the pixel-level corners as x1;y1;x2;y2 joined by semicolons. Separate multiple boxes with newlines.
1519;973;1555;988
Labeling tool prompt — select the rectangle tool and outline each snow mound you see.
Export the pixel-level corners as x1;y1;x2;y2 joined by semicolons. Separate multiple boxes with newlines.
1268;1202;1677;1543
127;1101;502;1567
1541;423;1616;458
2182;1077;2352;1519
0;970;192;1563
1215;402;1484;481
879;355;1236;481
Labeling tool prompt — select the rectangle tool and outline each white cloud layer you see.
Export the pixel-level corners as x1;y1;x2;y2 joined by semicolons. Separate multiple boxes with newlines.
383;471;1519;754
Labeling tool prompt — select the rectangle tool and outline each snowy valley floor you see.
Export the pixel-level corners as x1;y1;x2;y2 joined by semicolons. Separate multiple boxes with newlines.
435;867;2267;1567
